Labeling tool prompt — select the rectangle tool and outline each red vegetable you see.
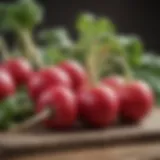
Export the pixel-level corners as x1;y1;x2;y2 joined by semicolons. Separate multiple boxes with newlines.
59;60;88;91
120;81;154;122
5;58;33;85
36;86;77;128
0;64;8;72
40;67;72;88
28;67;72;101
0;69;15;100
27;73;46;101
0;65;4;70
77;86;119;127
102;76;125;94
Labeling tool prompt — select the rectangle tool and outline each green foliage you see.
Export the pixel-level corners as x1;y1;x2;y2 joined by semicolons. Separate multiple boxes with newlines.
75;13;160;106
0;97;17;130
0;0;43;31
38;28;74;64
13;88;34;121
75;13;116;49
76;13;116;39
38;28;73;49
0;3;10;31
73;13;117;64
133;54;160;105
118;35;144;67
41;46;67;65
0;89;33;130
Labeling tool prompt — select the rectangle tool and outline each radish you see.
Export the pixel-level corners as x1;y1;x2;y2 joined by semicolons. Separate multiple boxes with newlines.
27;73;46;101
27;67;72;101
36;86;77;128
0;65;4;70
101;76;125;101
105;58;154;123
0;69;15;100
76;45;120;128
40;67;72;89
120;80;154;122
77;85;119;127
10;86;77;131
102;76;125;92
101;76;154;123
58;60;88;92
5;58;33;85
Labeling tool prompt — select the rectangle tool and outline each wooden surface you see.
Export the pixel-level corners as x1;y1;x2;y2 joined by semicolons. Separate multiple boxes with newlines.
1;107;160;159
9;142;160;160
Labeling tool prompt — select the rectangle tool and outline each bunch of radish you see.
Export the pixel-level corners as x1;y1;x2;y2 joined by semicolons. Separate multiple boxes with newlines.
0;0;155;132
0;33;155;133
1;44;153;133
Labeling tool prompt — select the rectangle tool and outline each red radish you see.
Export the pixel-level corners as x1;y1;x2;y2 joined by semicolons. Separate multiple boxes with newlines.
40;67;72;89
120;80;154;122
27;73;46;101
102;76;125;94
35;86;77;128
0;64;8;71
10;86;77;132
77;86;119;127
0;69;15;100
58;60;88;91
27;67;72;101
101;75;125;103
5;58;33;85
0;65;4;69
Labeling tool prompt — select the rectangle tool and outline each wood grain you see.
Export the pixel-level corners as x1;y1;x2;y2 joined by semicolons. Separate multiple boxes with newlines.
1;108;160;158
9;142;160;160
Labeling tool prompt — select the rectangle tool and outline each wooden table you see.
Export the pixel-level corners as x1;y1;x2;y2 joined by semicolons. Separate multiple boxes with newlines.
10;142;160;160
2;108;160;160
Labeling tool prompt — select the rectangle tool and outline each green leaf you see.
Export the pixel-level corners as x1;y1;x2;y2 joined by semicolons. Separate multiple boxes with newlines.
118;35;143;67
134;68;160;105
140;54;160;75
38;28;73;50
3;92;33;123
76;13;95;34
38;28;74;64
0;3;11;31
134;54;160;105
74;13;116;64
42;46;66;65
0;97;17;116
6;0;43;30
0;97;17;130
98;17;115;31
76;13;115;35
76;13;116;42
0;89;34;128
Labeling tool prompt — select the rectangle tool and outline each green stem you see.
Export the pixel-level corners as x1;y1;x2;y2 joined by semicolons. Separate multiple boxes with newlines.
121;57;133;81
17;29;44;68
118;48;133;81
96;46;109;78
0;38;10;61
85;44;99;86
85;43;110;86
9;108;52;132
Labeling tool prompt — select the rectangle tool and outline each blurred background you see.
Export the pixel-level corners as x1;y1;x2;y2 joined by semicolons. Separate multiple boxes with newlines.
1;0;160;53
